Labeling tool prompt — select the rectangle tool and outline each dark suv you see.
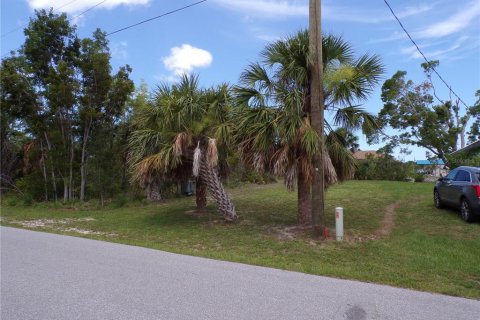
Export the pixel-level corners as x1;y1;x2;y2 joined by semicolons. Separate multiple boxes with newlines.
434;166;480;222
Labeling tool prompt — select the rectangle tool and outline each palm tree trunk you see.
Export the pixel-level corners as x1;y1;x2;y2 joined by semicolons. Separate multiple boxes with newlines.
199;156;236;221
297;166;312;225
147;179;161;202
195;177;207;210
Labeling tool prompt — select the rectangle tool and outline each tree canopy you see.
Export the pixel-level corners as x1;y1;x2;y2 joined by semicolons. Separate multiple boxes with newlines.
234;30;384;224
377;61;479;163
0;9;134;201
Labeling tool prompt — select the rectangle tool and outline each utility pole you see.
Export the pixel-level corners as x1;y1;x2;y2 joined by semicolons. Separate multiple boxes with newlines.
309;0;325;238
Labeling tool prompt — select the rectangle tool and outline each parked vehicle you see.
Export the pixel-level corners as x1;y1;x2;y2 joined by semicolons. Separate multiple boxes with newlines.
433;166;480;222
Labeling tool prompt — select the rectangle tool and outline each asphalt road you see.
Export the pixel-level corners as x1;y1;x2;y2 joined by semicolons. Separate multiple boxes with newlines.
1;226;479;320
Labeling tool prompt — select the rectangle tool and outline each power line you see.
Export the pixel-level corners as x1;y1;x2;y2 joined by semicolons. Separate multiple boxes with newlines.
382;0;470;109
1;0;109;58
72;0;108;21
1;0;80;38
106;0;207;36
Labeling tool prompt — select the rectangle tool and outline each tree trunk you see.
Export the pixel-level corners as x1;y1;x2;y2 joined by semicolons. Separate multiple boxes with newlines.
297;166;312;225
44;133;57;202
309;0;326;235
199;155;236;221
39;140;49;201
63;178;68;202
460;126;466;149
69;133;74;200
195;177;207;210
147;179;162;202
80;118;92;202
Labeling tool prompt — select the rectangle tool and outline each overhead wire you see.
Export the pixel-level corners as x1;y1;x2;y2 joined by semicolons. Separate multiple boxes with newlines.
1;0;207;58
1;0;109;58
72;0;108;21
1;0;80;38
106;0;207;36
382;0;470;108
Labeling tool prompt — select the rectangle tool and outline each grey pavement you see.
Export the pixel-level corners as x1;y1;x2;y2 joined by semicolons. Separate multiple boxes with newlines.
1;226;479;320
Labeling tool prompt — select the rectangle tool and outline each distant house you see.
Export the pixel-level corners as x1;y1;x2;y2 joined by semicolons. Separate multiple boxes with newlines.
415;159;447;177
352;150;381;160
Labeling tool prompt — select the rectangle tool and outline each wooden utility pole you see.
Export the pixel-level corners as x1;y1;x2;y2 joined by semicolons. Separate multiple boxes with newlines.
309;0;325;237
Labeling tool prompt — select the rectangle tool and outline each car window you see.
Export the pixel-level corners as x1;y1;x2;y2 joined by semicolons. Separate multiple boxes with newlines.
445;170;457;180
454;170;471;182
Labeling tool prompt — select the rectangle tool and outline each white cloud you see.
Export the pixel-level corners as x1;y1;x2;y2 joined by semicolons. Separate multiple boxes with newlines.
26;0;150;14
162;44;213;76
111;41;128;60
212;0;433;23
256;34;281;42
154;74;179;83
324;3;435;24
211;0;308;18
400;36;472;61
413;1;480;38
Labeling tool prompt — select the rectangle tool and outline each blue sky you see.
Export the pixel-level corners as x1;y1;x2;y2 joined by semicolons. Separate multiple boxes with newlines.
1;0;480;160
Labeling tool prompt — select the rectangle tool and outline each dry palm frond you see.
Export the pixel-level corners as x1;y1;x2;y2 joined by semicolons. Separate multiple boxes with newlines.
193;142;201;177
253;152;265;173
284;163;298;191
131;153;164;185
206;138;218;167
174;132;190;156
323;150;338;186
272;145;290;176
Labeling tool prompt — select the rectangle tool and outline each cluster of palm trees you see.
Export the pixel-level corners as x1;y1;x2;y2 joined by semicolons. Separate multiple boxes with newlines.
127;30;384;225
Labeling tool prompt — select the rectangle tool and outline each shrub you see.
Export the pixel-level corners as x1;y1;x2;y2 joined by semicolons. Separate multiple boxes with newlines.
355;155;410;181
22;194;34;206
414;174;425;182
111;194;128;208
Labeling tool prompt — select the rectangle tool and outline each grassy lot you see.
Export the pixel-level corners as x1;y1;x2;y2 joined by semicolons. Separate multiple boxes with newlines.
1;180;479;298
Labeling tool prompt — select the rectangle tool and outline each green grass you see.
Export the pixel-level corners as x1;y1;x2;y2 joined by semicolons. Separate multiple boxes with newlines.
1;180;479;298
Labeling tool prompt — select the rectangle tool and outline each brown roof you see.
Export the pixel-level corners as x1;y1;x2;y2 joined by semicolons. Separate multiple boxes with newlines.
352;150;380;160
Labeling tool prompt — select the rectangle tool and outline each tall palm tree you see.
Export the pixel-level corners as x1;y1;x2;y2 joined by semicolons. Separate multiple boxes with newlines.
234;30;384;225
128;75;237;221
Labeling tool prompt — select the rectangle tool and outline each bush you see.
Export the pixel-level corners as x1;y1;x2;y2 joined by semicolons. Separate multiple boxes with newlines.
414;174;425;182
15;171;50;202
355;155;410;181
111;194;128;208
22;194;34;206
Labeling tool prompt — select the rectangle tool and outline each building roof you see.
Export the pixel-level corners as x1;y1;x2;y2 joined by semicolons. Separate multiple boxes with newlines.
416;159;445;165
352;150;380;160
450;140;480;155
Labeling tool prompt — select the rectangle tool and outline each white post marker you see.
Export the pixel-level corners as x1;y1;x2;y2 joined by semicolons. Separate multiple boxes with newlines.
335;207;343;241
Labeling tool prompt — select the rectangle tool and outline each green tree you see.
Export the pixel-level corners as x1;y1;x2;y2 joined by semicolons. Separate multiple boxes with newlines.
377;62;479;163
21;9;80;201
0;56;37;194
466;90;480;144
234;30;384;225
78;30;134;201
128;75;237;221
1;9;134;202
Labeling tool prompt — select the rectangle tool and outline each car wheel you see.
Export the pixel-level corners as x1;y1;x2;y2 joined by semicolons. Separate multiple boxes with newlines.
460;198;474;223
434;190;443;209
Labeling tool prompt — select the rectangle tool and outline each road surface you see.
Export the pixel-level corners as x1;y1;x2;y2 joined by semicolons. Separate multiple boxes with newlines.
1;226;479;320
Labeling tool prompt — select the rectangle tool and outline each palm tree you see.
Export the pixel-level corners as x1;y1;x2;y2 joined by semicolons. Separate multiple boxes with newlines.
335;128;360;153
234;30;384;225
128;75;237;221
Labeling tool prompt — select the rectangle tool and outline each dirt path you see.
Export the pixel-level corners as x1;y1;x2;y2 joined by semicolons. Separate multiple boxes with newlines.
374;202;400;238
